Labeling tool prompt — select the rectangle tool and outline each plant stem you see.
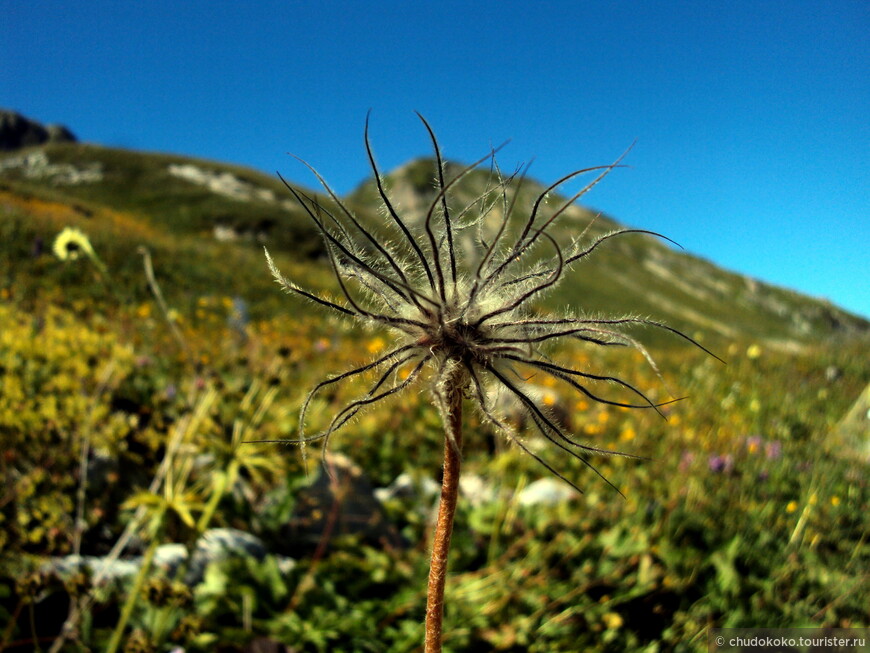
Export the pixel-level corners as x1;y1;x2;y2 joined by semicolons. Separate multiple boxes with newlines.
105;510;164;653
138;246;188;354
425;376;464;653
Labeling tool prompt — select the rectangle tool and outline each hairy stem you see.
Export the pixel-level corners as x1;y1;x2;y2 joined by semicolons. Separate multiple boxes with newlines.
425;372;464;652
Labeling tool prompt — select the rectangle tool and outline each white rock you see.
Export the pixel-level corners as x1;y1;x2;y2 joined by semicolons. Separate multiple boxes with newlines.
516;478;580;506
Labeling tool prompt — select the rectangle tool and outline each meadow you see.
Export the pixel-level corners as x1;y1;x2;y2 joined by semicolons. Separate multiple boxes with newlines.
1;154;868;652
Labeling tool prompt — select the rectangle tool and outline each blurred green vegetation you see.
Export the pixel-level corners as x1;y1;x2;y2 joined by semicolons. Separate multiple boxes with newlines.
0;145;867;651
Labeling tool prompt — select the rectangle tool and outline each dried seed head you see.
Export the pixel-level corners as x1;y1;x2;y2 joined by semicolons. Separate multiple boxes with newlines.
259;113;721;494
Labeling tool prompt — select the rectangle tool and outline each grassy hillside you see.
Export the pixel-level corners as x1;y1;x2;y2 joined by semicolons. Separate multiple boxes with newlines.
2;143;866;346
0;142;867;651
348;157;868;351
0;142;324;256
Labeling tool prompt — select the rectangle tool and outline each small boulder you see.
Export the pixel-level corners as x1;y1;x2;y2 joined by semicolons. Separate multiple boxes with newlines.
459;473;499;507
374;471;440;505
516;478;580;506
45;528;277;588
283;453;406;554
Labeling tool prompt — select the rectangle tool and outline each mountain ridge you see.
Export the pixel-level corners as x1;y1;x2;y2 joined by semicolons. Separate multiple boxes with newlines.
1;140;867;352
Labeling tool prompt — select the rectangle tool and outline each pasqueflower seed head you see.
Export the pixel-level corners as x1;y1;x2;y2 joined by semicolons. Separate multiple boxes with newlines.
261;112;720;494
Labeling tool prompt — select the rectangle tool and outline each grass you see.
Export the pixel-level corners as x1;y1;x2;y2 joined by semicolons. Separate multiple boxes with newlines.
1;143;324;257
0;142;867;651
0;286;866;651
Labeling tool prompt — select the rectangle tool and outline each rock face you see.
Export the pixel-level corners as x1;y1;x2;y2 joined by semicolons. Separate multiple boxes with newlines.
0;109;77;151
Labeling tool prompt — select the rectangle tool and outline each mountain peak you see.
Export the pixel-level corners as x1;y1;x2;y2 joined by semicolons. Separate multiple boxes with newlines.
0;109;77;152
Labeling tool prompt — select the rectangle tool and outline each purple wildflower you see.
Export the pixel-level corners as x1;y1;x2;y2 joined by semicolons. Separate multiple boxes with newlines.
708;454;734;473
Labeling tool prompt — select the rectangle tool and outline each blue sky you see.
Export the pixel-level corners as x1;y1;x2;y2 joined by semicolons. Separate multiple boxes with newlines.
3;1;868;318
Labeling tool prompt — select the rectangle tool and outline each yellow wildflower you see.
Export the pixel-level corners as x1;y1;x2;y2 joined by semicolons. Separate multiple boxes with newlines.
786;500;798;513
602;612;623;629
53;227;94;261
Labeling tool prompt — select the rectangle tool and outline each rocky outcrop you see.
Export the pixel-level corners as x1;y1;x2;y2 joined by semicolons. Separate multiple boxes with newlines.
0;109;77;151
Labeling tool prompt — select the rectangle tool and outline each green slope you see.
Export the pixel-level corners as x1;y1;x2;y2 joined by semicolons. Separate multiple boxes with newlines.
1;143;867;350
347;157;869;351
